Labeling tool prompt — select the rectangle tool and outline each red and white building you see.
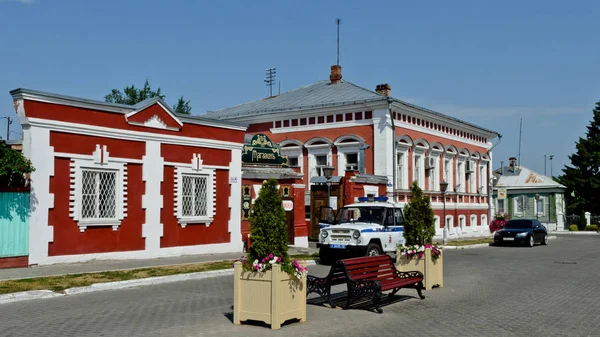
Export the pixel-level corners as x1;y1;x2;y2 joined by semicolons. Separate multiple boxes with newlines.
11;89;246;266
204;66;501;240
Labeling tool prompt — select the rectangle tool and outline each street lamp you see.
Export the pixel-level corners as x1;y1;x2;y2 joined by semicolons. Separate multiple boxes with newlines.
322;166;335;209
440;180;449;245
534;193;541;221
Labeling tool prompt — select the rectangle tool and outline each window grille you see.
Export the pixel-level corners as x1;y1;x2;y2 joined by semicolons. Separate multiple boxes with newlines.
181;175;208;217
81;169;117;220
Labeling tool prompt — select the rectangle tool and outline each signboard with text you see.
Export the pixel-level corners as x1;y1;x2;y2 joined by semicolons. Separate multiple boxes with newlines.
241;134;289;166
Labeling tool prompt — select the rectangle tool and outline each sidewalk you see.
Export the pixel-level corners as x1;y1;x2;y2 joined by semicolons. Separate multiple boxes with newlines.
0;245;318;281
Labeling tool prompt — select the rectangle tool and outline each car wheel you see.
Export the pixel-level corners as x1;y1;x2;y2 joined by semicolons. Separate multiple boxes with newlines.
541;234;548;245
494;240;502;246
319;247;334;265
527;235;534;248
366;243;382;256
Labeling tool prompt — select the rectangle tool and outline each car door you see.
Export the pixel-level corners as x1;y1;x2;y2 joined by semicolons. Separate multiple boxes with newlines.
533;221;544;243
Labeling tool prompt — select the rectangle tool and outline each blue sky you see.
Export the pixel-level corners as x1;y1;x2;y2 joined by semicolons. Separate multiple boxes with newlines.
1;0;598;177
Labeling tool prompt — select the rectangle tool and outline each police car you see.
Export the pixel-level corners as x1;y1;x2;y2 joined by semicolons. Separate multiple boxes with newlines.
317;196;406;265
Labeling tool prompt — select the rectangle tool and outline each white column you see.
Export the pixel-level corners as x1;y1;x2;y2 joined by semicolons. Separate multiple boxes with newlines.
24;127;55;265
228;149;243;251
585;212;591;226
372;108;393;194
141;141;164;254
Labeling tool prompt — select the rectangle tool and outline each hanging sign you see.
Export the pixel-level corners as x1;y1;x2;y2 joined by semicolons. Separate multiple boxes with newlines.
241;134;289;166
282;200;294;211
497;188;507;200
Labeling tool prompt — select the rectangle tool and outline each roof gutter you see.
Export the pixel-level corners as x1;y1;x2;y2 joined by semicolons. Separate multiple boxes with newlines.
388;97;396;201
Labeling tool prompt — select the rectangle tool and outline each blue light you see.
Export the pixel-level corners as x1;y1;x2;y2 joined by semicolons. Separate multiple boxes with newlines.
357;196;389;203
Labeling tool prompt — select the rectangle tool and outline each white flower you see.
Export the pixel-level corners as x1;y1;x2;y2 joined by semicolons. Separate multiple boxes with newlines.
253;259;259;266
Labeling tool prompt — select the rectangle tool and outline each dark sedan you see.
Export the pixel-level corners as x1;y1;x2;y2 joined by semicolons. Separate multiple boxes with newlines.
494;219;548;247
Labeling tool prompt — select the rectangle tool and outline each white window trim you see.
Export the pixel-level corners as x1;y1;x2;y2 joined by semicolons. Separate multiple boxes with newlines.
306;145;332;184
458;215;466;232
481;214;488;227
470;214;477;227
280;145;303;174
497;199;506;214
396;146;410;190
413;150;426;189
478;163;487;195
71;159;126;232
336;142;361;176
535;195;546;216
174;166;216;227
427;153;441;191
456;158;466;193
444;154;454;191
514;195;525;216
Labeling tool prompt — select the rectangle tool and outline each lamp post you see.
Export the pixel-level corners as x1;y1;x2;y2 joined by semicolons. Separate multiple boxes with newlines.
322;166;335;209
440;180;449;245
534;193;540;221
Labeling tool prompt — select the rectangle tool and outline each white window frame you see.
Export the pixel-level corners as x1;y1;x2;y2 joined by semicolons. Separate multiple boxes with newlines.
497;199;506;214
443;155;454;192
468;166;476;194
514;195;525;216
396;146;410;190
456;158;466;193
336;142;361;175
478;163;487;195
280;144;303;174
535;195;546;216
470;214;477;227
427;153;441;191
458;215;466;232
306;145;332;184
413;150;425;189
71;159;126;232
481;214;488;227
175;166;215;227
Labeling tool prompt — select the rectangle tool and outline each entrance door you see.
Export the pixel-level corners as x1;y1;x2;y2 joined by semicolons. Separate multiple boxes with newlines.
309;184;343;240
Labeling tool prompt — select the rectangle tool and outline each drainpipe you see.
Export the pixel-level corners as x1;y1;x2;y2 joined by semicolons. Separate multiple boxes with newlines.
388;97;396;202
487;135;502;223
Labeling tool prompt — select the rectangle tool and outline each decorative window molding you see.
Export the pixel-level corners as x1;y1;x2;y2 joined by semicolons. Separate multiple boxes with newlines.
413;150;425;189
470;214;478;227
396;149;409;190
481;214;488;227
535;195;546;216
513;195;527;216
173;154;215;227
305;142;332;184
280;140;303;174
70;145;126;232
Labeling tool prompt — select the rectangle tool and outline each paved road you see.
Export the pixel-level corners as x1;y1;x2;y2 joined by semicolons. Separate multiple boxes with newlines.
1;236;599;337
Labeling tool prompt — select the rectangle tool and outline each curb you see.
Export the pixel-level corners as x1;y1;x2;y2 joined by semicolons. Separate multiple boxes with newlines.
552;231;599;235
441;236;558;250
0;260;319;305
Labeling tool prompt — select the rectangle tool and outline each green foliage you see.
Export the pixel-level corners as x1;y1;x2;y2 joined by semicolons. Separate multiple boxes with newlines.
248;179;289;262
104;80;165;105
556;101;600;215
403;181;436;246
569;224;578;231
0;139;34;187
173;96;192;115
586;225;599;231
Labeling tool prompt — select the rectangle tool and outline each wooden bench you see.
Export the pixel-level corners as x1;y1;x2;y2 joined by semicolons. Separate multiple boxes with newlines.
339;255;425;313
306;262;347;308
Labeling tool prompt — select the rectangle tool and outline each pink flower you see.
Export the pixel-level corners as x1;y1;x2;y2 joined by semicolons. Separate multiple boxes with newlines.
277;256;282;262
269;253;274;258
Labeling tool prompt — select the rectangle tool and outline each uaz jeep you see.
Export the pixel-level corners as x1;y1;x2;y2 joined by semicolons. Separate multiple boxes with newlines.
317;196;406;265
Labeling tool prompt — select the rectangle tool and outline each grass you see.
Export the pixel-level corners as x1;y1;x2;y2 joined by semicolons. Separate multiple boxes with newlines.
441;237;494;246
0;253;318;295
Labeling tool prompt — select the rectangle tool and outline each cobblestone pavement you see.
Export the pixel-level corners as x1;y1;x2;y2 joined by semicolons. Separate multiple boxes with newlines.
1;236;599;337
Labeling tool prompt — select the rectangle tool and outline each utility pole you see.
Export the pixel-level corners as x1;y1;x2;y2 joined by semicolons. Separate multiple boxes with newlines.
544;154;547;176
549;154;554;177
1;116;11;140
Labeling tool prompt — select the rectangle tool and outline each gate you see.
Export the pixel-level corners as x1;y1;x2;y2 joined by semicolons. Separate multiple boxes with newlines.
0;188;30;259
309;184;343;240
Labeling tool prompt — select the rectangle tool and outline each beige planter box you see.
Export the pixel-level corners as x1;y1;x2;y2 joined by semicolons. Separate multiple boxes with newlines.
233;261;307;330
395;248;443;290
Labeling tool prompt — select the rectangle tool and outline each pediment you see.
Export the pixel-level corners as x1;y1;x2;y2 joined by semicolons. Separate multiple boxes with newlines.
125;101;182;130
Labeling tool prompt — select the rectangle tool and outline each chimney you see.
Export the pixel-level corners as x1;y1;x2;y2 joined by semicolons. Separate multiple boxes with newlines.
330;65;342;84
509;157;517;167
375;83;391;96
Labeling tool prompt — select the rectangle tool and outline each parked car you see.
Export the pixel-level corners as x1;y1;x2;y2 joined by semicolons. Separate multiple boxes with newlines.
494;219;548;247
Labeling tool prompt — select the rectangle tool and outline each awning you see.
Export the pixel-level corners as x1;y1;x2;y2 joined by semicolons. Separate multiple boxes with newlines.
309;176;343;184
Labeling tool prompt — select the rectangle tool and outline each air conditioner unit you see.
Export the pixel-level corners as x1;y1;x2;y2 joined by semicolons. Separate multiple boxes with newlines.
425;156;436;169
466;160;476;173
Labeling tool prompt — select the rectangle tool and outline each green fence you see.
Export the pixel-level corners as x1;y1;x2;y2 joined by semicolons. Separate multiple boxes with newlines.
0;191;30;258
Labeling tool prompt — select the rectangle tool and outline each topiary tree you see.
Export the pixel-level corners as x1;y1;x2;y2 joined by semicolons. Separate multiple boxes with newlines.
403;181;436;246
577;210;588;231
248;178;289;262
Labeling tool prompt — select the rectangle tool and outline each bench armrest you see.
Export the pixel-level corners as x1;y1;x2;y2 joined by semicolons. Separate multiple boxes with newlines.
347;279;381;297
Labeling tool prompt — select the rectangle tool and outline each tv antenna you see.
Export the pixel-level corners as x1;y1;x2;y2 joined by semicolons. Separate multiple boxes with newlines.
265;67;276;97
336;18;341;66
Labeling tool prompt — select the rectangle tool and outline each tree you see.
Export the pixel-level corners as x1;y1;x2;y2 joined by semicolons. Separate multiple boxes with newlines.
173;96;192;115
104;80;166;105
556;101;600;215
0;138;34;187
248;178;289;262
403;181;436;246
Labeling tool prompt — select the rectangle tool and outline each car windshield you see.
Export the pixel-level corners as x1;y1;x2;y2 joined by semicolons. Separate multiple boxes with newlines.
338;207;386;225
504;220;533;229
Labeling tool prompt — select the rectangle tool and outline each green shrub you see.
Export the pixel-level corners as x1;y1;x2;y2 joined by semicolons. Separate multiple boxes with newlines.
403;181;435;246
585;225;598;231
577;211;587;231
569;224;579;231
248;178;288;261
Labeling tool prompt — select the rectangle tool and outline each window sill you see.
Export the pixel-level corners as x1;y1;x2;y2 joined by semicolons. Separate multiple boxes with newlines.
178;217;213;228
77;220;121;232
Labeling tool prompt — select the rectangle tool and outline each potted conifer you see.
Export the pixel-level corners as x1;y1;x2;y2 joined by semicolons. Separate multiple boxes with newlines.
233;179;308;330
396;181;443;290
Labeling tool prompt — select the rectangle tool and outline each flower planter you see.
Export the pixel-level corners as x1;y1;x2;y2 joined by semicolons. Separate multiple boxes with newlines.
395;248;443;291
233;261;307;330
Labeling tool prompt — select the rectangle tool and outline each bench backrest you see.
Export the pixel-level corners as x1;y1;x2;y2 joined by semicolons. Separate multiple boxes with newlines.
328;261;348;285
339;255;398;283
